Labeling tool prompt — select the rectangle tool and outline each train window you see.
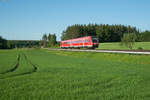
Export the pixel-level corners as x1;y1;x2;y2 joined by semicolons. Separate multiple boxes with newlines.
64;41;71;44
93;40;97;43
92;38;98;43
84;39;90;42
72;40;81;43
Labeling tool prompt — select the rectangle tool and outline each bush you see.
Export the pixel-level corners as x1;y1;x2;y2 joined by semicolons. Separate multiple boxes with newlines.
137;47;143;50
121;33;137;49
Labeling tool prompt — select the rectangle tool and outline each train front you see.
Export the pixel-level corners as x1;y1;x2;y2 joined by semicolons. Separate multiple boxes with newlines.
92;37;99;48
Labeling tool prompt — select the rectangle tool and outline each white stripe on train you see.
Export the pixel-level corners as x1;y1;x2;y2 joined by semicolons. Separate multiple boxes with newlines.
61;45;93;48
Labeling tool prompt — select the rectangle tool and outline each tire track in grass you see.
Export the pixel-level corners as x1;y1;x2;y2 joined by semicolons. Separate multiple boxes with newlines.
0;54;20;74
0;54;38;79
23;53;37;72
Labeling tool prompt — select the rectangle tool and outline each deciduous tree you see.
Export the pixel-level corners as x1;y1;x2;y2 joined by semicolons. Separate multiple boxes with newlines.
121;33;137;49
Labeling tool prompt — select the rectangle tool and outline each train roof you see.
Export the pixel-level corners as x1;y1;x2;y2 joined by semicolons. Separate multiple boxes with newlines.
61;36;92;42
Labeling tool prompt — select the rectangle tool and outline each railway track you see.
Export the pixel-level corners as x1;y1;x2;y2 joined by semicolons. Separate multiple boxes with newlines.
47;48;150;55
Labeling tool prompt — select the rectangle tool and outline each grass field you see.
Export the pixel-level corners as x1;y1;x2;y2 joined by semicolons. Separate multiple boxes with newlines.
0;49;150;100
97;42;150;50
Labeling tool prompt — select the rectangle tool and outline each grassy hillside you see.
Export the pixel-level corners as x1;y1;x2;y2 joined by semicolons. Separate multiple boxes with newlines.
97;42;150;50
0;49;150;100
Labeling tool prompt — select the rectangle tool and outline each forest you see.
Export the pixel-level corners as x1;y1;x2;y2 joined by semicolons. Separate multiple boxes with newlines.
61;24;150;42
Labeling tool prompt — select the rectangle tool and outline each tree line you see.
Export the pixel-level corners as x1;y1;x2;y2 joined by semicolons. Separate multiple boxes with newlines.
0;36;40;49
0;24;150;49
0;33;58;49
9;40;40;48
61;24;142;42
0;36;8;49
41;33;58;48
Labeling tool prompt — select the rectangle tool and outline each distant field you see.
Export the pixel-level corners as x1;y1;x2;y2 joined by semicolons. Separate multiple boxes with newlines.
0;49;150;100
97;42;150;50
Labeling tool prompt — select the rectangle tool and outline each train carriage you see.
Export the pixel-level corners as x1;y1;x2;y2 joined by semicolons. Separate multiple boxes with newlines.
60;36;99;49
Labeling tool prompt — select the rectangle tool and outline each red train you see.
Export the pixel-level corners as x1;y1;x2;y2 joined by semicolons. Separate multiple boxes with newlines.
60;36;99;49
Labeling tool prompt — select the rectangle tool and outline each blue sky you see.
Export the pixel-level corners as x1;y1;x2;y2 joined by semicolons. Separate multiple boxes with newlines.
0;0;150;40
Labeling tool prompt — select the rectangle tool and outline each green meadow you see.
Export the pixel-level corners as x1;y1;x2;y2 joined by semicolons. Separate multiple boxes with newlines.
0;49;150;100
97;42;150;50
